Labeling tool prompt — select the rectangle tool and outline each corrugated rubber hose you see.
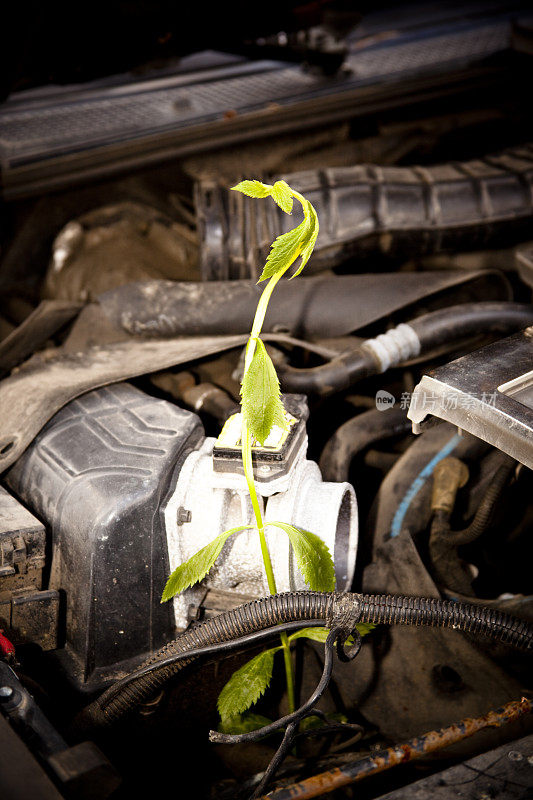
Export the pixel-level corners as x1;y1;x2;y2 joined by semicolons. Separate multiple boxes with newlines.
79;591;532;729
196;144;533;280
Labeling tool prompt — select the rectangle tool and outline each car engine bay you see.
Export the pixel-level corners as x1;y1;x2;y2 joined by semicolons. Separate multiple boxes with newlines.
0;3;532;798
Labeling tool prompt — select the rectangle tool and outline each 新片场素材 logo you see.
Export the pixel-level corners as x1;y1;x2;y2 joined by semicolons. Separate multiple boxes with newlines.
375;390;396;411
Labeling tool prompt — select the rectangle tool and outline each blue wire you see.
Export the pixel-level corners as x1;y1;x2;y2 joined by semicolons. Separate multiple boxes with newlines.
390;433;462;538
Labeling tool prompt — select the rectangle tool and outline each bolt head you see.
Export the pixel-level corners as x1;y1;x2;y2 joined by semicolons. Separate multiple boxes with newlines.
177;507;192;525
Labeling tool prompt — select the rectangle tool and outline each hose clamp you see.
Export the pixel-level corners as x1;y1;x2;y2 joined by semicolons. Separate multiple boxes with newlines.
329;592;363;630
362;324;421;373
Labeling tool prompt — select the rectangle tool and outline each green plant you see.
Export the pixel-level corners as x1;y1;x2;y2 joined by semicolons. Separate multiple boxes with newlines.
216;623;375;733
162;179;365;731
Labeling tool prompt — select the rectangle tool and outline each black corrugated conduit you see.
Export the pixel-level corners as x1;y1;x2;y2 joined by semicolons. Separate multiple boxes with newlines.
278;302;533;395
79;591;532;729
429;455;517;594
432;455;517;548
196;144;533;280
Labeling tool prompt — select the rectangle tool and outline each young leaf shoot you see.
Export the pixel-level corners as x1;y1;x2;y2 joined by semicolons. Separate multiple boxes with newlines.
159;179;367;732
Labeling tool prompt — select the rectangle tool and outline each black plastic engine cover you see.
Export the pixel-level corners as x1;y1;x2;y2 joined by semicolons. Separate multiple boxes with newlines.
6;383;203;690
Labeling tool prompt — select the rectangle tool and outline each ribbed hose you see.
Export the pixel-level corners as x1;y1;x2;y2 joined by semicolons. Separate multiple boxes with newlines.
196;144;533;280
80;592;532;729
429;456;516;593
358;594;531;646
81;592;332;728
447;457;516;546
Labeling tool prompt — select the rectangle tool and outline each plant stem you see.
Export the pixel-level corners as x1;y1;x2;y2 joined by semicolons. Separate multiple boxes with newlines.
241;421;296;714
241;277;296;712
239;191;310;716
244;188;308;368
247;273;286;356
241;425;272;580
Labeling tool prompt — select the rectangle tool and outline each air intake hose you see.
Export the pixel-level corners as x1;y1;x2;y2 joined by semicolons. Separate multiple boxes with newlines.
196;144;533;279
80;591;532;729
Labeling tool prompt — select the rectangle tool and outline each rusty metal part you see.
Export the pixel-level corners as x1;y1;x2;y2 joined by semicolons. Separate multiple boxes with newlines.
430;457;469;513
0;334;247;472
260;698;533;800
150;370;239;424
374;733;533;799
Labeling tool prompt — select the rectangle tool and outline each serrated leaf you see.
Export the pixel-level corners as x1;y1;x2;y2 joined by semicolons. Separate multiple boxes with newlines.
288;627;331;644
218;712;273;735
288;624;376;645
161;525;254;602
217;647;280;722
271;180;293;214
241;338;287;446
231;180;272;198
268;522;335;592
257;219;308;282
291;202;319;279
231;178;319;283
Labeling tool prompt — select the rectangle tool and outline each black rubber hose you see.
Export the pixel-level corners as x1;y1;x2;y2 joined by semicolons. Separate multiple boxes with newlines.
79;591;532;729
451;459;516;546
196;144;533;280
319;407;412;482
278;302;533;395
434;455;516;548
88;272;501;341
408;303;533;350
278;349;376;395
367;424;490;551
429;510;477;597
